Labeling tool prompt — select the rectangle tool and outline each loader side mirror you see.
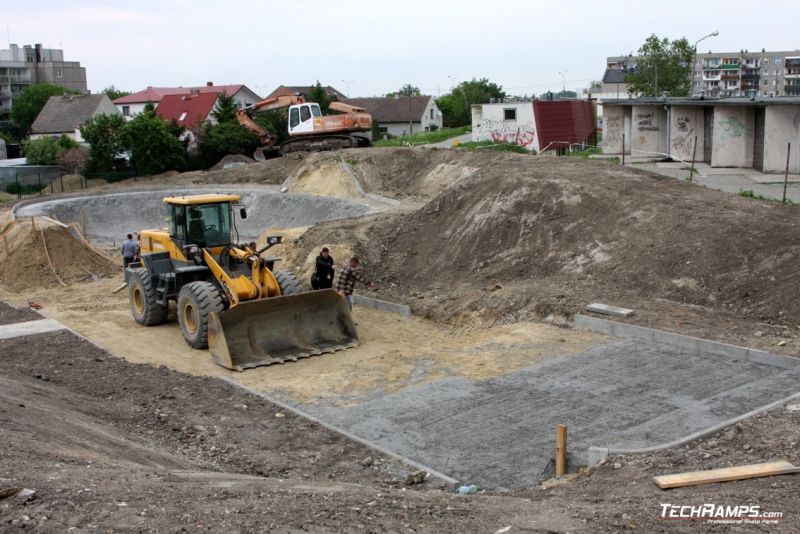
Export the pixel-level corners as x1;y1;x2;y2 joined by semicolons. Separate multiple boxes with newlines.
240;207;248;219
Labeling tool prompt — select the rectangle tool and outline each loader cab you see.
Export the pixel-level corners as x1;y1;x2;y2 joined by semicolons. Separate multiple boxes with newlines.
288;103;321;135
165;195;240;251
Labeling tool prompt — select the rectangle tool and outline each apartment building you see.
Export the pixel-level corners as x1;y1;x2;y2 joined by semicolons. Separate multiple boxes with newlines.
0;43;87;124
602;50;800;98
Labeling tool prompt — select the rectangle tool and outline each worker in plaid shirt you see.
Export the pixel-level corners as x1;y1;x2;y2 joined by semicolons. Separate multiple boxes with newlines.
335;256;374;311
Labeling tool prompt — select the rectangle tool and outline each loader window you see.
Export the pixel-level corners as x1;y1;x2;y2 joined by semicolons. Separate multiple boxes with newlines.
169;205;187;241
289;107;300;128
300;105;311;122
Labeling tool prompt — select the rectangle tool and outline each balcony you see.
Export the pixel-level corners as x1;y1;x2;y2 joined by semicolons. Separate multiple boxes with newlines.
719;64;740;70
786;58;800;68
721;73;739;80
703;64;721;70
0;75;31;84
741;73;760;80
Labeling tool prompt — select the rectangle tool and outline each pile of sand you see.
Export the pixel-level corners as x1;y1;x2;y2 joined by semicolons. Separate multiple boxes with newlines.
0;217;119;291
288;163;361;199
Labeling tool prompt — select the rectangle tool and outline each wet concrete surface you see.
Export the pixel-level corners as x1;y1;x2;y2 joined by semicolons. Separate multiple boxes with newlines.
289;337;800;491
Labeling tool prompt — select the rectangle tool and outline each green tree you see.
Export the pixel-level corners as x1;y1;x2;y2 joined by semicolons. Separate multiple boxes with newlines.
626;34;694;97
253;109;289;145
307;81;336;113
123;109;187;175
11;83;80;135
102;85;131;101
22;134;80;165
80;113;127;172
211;92;238;124
371;119;382;141
198;122;260;167
436;78;505;127
397;84;421;97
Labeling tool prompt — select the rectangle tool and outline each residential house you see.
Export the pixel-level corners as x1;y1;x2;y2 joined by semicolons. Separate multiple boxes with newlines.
113;82;261;120
0;43;87;125
29;94;119;142
602;96;800;173
266;85;347;101
344;96;442;137
155;93;219;130
471;99;595;153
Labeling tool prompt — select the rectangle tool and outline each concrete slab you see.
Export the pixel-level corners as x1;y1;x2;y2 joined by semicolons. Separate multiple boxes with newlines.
586;302;634;318
277;336;800;491
0;319;65;340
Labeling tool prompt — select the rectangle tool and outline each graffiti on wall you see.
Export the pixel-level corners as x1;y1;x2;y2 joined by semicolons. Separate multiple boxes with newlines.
605;116;622;146
479;119;537;148
635;112;659;131
718;116;746;140
671;115;696;156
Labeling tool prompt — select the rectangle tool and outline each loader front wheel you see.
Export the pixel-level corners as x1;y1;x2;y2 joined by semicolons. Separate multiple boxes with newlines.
274;270;301;296
177;281;224;349
129;268;168;326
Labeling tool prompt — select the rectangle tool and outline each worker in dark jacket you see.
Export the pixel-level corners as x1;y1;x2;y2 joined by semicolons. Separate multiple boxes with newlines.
313;247;335;289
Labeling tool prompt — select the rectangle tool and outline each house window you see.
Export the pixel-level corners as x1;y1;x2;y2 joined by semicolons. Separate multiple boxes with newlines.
379;126;388;133
55;69;63;78
179;112;187;121
503;108;516;121
430;108;434;120
775;58;781;64
122;105;130;116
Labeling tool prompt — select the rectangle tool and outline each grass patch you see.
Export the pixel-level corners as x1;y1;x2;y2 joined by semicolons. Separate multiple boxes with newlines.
456;141;531;154
374;126;471;147
567;146;603;158
738;189;797;205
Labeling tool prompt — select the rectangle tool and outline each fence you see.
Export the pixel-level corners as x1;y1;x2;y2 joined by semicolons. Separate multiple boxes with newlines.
0;165;85;197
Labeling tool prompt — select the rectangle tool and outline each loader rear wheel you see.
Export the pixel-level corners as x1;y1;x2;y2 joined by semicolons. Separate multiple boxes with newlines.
129;268;168;326
177;281;224;349
274;270;301;296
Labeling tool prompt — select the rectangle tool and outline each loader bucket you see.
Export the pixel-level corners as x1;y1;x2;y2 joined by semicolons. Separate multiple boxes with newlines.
208;289;359;371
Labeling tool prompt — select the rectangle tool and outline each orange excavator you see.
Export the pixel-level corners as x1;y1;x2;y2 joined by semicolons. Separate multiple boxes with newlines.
236;95;372;160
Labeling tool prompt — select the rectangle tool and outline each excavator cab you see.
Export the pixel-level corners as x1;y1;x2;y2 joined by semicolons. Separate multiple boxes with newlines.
288;103;322;135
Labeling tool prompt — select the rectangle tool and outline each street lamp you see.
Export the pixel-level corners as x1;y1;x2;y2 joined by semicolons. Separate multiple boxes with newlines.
691;31;719;96
447;75;457;91
341;80;355;98
558;71;568;93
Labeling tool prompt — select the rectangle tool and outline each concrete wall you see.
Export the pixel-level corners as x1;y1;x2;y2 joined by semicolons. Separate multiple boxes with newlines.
669;106;705;162
763;106;800;173
712;106;755;168
602;105;626;154
472;102;538;151
383;122;422;137
631;105;668;157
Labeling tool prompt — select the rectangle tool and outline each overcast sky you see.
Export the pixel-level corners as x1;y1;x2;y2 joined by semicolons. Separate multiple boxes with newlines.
6;0;800;98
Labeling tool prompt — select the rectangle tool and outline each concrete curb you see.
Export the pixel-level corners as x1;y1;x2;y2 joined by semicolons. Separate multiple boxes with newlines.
587;391;800;466
574;314;800;370
353;295;412;318
221;378;460;489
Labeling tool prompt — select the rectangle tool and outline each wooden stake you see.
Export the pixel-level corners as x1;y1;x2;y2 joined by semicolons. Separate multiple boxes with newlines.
689;135;698;183
112;282;127;294
79;208;87;239
783;142;791;204
40;229;67;287
622;133;626;166
555;424;568;476
2;234;8;256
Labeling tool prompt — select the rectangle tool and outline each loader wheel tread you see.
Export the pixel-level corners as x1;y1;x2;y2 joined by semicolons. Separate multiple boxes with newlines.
274;270;301;296
178;281;224;349
129;267;168;326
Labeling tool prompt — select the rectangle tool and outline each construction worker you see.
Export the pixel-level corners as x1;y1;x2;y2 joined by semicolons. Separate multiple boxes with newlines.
121;233;138;269
335;256;374;311
313;247;335;290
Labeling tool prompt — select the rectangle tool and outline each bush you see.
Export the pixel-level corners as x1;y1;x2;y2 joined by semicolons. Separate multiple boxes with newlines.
5;182;46;195
197;122;260;168
80;114;127;172
56;147;89;174
22;137;61;164
123;111;187;175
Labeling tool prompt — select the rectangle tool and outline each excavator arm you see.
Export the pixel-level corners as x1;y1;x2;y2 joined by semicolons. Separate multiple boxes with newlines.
235;95;308;160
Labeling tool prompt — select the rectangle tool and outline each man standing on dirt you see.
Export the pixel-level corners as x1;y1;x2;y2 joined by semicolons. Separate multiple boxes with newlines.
335;256;374;311
314;247;335;290
121;234;138;269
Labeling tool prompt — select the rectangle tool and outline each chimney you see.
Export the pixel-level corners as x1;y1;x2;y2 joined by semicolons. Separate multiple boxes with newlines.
207;81;213;87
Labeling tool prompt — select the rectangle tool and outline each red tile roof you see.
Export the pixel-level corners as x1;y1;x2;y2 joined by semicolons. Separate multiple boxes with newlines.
114;84;244;104
155;93;218;128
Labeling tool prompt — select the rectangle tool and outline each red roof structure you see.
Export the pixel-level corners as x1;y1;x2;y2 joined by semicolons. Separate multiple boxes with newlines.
155;93;218;128
114;83;244;105
533;100;595;149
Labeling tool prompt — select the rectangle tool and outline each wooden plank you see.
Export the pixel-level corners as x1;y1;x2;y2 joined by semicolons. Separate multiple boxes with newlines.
112;283;127;294
654;461;800;489
555;424;568;476
586;302;635;318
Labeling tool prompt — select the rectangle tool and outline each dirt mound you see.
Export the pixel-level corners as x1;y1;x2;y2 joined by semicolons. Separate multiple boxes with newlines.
211;153;256;171
283;153;800;327
289;162;360;198
0;217;119;291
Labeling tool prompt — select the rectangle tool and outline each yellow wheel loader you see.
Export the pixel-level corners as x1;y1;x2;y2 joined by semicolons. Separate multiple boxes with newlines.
126;193;358;371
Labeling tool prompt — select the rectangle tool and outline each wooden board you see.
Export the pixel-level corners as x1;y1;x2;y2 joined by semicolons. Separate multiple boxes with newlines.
654;461;800;489
586;302;635;318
